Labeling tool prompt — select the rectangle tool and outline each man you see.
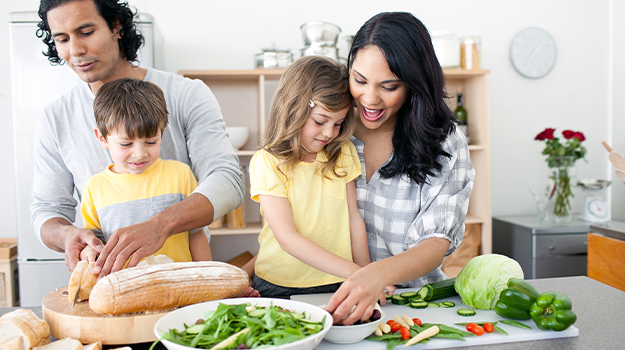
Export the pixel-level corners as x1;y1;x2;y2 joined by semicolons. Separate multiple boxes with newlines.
33;0;245;277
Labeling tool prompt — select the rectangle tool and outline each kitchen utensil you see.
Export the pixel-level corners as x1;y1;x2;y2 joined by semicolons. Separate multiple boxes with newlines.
70;267;83;309
321;304;384;344
577;179;611;223
255;49;293;69
601;141;625;170
300;21;341;47
292;293;578;349
154;298;332;350
42;286;168;344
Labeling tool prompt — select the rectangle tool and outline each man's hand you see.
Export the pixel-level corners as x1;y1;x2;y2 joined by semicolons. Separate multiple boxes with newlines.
41;218;104;272
93;219;169;277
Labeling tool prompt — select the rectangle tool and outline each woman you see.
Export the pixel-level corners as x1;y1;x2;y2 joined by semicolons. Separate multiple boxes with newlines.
324;12;475;325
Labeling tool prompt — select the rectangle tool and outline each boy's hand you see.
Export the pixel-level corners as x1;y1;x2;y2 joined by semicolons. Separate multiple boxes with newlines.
80;245;99;263
62;226;103;272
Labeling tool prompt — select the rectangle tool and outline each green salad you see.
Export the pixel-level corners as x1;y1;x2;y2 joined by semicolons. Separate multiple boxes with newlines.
151;303;326;349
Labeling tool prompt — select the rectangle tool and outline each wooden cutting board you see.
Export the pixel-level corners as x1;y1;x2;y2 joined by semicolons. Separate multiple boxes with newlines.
42;286;168;345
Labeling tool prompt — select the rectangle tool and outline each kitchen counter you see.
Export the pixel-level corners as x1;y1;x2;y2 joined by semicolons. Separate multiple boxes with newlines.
2;276;624;349
590;219;625;241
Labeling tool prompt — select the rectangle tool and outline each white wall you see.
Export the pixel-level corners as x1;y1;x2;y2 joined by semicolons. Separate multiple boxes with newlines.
611;0;625;221
0;0;620;242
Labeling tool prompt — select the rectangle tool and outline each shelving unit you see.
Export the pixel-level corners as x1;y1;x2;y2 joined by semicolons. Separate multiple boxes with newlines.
179;69;492;261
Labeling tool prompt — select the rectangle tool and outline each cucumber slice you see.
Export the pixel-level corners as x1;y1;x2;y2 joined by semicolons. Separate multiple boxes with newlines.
457;308;477;317
399;291;419;299
427;302;440;308
185;324;205;335
384;293;393;300
391;294;408;305
440;301;456;308
409;301;429;309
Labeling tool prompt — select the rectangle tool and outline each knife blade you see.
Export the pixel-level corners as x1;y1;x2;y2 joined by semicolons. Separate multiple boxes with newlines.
71;264;85;309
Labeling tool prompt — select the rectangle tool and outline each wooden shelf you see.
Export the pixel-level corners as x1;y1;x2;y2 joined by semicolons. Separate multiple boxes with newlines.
209;222;262;236
179;69;285;81
468;145;486;151
443;69;491;78
235;150;257;157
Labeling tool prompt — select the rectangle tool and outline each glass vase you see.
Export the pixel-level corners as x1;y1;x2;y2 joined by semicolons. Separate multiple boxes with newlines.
547;156;577;224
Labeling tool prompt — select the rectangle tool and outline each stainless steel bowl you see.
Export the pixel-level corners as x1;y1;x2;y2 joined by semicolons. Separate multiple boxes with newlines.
300;21;341;47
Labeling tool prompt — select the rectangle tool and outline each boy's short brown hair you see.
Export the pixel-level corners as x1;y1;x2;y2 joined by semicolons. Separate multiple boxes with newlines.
94;78;168;139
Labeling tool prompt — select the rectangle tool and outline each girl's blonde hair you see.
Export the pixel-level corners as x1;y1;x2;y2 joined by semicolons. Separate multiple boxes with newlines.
262;56;355;178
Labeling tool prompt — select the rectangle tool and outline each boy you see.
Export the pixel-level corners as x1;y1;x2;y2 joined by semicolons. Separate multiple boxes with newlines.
79;78;210;262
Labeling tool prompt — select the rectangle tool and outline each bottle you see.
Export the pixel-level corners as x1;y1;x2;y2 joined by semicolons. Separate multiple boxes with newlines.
454;92;469;140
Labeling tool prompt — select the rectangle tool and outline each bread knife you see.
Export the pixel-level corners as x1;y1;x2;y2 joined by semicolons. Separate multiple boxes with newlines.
71;266;84;309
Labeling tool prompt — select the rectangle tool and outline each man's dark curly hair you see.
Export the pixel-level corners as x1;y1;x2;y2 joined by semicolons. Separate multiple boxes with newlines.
36;0;144;65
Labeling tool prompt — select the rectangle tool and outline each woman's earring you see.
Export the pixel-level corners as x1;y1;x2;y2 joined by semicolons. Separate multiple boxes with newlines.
309;100;315;108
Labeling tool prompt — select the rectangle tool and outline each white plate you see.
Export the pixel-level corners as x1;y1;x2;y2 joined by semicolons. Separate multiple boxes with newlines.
153;297;333;350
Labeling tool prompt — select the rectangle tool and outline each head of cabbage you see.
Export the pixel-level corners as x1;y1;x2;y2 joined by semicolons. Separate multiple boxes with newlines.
454;254;524;310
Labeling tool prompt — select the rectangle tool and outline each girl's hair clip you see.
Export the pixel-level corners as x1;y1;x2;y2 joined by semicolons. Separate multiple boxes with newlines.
309;100;315;108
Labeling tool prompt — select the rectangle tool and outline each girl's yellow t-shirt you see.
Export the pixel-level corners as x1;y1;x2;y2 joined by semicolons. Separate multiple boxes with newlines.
249;141;362;288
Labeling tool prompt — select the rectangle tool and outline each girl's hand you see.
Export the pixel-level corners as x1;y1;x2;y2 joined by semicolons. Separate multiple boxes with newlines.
324;266;387;325
379;285;397;306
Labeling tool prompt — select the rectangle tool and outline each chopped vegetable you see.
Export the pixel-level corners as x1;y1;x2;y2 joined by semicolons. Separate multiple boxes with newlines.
151;303;325;349
427;302;440;308
399;291;419;299
392;294;408;305
457;308;477;317
379;323;391;334
440;301;456;308
454;254;524;310
408;300;428;309
530;292;577;331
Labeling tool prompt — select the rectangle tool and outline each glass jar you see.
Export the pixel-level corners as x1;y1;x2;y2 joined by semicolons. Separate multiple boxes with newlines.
460;36;482;70
431;32;460;68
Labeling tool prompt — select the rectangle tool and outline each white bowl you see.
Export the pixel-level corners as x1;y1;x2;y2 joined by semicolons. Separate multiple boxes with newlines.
226;126;249;151
322;305;385;344
154;297;332;350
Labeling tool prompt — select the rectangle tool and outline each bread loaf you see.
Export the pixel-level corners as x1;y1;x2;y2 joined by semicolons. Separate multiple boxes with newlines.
0;336;24;350
89;261;249;315
33;338;81;350
0;309;50;349
68;261;88;304
136;254;174;267
81;342;101;350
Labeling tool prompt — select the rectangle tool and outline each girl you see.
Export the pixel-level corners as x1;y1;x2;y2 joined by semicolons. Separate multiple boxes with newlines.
248;55;370;297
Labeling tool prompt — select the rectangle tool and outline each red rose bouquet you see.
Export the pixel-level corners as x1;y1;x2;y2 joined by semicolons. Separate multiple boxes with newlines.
535;128;587;220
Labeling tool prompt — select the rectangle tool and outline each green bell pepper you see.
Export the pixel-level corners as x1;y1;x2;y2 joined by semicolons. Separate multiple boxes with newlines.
530;292;577;331
494;278;540;320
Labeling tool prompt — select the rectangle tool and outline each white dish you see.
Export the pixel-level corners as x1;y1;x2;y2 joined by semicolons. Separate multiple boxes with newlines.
322;304;385;344
153;297;332;350
225;126;249;151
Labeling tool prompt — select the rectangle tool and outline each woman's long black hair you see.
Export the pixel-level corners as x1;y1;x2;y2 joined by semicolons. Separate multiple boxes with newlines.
37;0;144;65
348;12;456;185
